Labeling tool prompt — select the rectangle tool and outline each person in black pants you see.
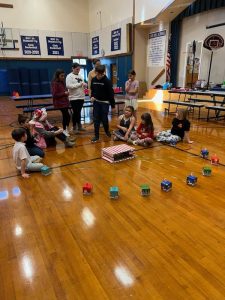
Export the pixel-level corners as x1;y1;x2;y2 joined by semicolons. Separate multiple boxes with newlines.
66;63;87;133
51;69;71;137
90;65;115;142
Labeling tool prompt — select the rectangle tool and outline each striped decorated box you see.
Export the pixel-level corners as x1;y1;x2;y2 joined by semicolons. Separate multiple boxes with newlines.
102;144;135;163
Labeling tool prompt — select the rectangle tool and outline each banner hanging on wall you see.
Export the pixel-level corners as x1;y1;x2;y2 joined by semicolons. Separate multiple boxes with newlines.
21;35;41;55
46;37;64;56
92;36;99;55
147;30;166;67
111;28;121;51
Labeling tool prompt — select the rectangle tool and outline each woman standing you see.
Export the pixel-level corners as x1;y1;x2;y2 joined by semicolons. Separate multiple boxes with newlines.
66;63;87;133
51;69;71;137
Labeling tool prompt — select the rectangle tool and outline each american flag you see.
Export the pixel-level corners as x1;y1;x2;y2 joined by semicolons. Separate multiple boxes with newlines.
166;35;171;82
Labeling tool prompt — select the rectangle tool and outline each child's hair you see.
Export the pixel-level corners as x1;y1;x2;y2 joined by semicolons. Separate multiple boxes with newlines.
177;109;188;120
18;114;29;125
72;62;80;69
125;105;135;114
11;128;26;141
95;65;105;74
52;69;65;81
141;112;154;131
128;70;136;76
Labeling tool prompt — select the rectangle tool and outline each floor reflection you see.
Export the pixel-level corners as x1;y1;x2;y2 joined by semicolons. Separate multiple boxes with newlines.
114;266;134;287
81;207;96;227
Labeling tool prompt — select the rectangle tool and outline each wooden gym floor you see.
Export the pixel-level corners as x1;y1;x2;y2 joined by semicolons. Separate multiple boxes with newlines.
0;96;225;300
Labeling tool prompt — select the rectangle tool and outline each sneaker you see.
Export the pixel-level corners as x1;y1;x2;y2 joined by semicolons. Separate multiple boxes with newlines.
65;137;75;147
63;129;70;137
69;136;76;142
106;131;111;138
91;136;99;143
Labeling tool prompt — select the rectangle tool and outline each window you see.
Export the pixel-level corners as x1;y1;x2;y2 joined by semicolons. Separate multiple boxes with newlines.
72;58;87;66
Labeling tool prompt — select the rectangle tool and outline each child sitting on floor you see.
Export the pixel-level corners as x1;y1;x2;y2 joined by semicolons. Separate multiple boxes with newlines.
156;108;193;144
113;106;136;141
128;112;154;146
18;114;45;158
29;108;75;149
12;128;45;178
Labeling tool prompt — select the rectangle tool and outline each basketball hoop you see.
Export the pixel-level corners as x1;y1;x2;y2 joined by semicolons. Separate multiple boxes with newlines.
203;34;224;89
204;34;224;51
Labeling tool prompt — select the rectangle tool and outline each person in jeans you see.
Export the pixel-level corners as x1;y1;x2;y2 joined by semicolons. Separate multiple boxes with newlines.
66;63;87;133
11;128;45;178
90;65;115;142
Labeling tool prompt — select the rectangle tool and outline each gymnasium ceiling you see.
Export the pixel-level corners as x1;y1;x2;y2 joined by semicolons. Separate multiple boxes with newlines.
136;0;196;28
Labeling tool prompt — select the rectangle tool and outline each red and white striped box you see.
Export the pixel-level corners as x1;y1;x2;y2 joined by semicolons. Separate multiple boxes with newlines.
102;144;136;163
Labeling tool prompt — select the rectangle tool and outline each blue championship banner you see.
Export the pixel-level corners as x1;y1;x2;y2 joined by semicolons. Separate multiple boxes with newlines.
46;37;64;56
92;36;99;55
21;35;41;55
111;28;121;51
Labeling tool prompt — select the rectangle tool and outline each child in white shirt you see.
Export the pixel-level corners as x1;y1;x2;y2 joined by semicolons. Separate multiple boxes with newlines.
12;128;44;178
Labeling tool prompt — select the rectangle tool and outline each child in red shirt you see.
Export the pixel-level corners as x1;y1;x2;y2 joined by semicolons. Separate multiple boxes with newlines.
128;112;154;146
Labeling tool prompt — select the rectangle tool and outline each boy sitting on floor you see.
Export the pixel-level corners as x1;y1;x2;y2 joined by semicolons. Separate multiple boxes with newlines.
12;128;44;178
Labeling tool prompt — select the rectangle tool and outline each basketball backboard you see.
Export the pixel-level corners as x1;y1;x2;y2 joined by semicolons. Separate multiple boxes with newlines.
0;26;14;49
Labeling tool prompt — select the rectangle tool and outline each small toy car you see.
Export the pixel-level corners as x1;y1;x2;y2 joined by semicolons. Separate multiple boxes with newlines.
140;184;150;196
186;174;197;186
201;148;209;159
83;183;93;195
161;179;172;192
41;166;51;176
202;166;212;176
110;186;119;199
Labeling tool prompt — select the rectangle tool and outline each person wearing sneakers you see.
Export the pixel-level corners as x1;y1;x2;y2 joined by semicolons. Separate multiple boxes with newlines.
66;63;87;133
90;65;115;142
51;69;71;137
29;108;75;149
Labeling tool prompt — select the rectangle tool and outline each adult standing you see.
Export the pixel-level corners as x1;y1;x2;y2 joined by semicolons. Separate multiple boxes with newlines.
51;69;70;137
66;63;86;133
88;59;101;96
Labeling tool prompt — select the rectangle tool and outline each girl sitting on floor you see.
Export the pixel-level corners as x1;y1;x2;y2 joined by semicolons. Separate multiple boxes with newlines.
29;108;75;149
128;112;154;146
113;106;136;141
156;108;193;144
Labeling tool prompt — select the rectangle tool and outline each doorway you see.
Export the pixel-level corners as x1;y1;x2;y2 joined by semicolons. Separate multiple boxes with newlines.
110;63;118;87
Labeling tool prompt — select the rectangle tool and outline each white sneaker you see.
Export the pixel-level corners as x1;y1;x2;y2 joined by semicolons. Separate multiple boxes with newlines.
63;129;70;137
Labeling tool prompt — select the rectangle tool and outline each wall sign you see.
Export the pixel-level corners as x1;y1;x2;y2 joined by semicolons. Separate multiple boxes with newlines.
21;35;41;55
111;28;121;51
92;36;99;55
147;30;166;67
46;37;64;55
